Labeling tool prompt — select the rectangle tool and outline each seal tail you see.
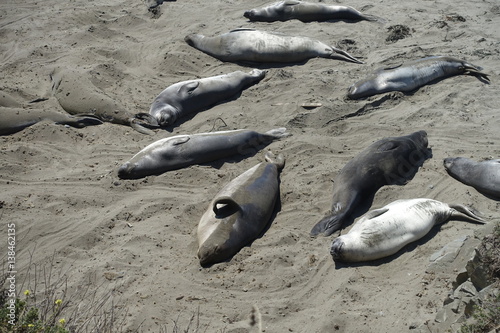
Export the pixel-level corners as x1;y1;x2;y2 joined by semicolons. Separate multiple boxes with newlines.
449;204;487;224
329;47;364;64
310;212;346;237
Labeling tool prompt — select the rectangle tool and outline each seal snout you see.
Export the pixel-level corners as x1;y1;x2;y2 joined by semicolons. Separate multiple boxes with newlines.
243;10;255;19
184;34;196;46
117;162;134;179
443;157;456;171
330;238;344;260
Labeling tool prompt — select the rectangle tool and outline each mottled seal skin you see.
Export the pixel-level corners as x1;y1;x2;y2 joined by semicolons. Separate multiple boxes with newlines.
244;0;382;23
150;69;266;127
444;157;500;199
0;107;102;136
51;68;159;134
185;28;363;64
330;198;486;262
118;128;290;179
348;56;490;99
197;151;285;267
311;130;431;237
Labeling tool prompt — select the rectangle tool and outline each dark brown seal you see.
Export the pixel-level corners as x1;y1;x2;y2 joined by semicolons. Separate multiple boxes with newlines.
311;130;431;237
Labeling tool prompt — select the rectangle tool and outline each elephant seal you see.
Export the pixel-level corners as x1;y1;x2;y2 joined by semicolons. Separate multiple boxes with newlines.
310;130;431;237
185;28;363;64
444;157;500;199
330;198;486;262
51;68;159;134
348;56;489;99
197;151;285;267
150;69;266;127
244;1;382;23
0;107;102;135
118;128;290;179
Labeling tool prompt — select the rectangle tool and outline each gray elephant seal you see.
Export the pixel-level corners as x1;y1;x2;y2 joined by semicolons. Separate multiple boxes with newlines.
150;69;265;127
118;128;290;179
51;68;158;134
244;0;382;23
0;107;102;136
197;151;285;267
311;130;431;237
330;198;486;262
185;28;363;64
348;56;489;99
444;157;500;199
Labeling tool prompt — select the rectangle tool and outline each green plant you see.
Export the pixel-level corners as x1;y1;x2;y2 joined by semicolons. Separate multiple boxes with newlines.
0;294;69;333
460;221;500;333
459;291;500;333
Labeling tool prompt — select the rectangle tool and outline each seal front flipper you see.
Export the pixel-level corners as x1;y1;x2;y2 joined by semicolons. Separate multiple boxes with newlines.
213;197;241;217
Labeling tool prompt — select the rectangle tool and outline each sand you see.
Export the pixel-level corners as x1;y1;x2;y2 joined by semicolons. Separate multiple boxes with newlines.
1;0;499;332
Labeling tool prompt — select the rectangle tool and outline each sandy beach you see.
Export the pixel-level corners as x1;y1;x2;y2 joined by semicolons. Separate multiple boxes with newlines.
1;0;499;331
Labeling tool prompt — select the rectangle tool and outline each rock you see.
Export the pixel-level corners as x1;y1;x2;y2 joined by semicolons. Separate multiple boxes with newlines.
429;235;468;263
466;248;494;290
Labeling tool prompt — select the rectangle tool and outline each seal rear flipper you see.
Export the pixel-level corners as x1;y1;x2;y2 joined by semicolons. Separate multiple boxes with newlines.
310;212;346;237
463;64;490;83
329;47;364;64
361;14;386;24
129;113;160;135
264;151;285;170
58;115;103;128
264;127;291;139
135;112;160;128
449;204;487;224
129;120;156;135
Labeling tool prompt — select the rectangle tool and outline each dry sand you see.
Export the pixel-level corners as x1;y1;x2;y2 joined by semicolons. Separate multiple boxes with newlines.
1;0;499;332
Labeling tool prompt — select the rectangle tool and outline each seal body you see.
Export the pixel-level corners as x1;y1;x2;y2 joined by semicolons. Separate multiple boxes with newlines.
185;28;362;64
310;130;431;237
51;68;158;134
118;128;289;179
149;69;265;127
444;157;500;199
330;198;486;262
0;107;102;136
348;56;489;99
244;0;381;22
197;152;285;267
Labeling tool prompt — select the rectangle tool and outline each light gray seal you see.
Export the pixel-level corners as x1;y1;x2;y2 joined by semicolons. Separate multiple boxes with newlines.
330;198;486;262
185;28;363;64
197;151;285;267
348;56;489;99
311;130;431;237
118;128;290;179
0;107;102;136
150;69;266;127
244;0;382;23
51;68;159;134
444;157;500;199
